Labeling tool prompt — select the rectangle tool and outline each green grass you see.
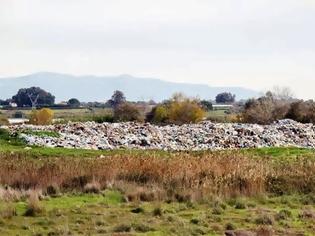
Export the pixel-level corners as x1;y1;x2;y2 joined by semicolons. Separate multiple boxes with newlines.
22;130;61;138
0;192;314;235
1;108;112;120
1;129;315;160
1;131;315;235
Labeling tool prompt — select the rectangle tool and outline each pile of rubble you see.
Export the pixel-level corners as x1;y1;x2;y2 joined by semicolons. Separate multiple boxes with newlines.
6;119;315;150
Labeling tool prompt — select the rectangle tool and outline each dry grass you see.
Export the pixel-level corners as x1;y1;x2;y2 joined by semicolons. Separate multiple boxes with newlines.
0;151;315;199
24;191;43;217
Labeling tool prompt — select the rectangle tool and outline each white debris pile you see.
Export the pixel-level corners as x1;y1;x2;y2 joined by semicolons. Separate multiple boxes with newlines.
7;119;315;150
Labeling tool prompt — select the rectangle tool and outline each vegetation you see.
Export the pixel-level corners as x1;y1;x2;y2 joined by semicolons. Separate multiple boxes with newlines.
12;87;55;107
215;92;235;104
0;131;315;235
242;92;290;124
0;113;9;125
287;100;315;123
23;130;60;138
200;100;213;111
107;90;126;108
148;93;206;124
67;98;80;108
243;89;315;125
29;108;54;125
113;102;143;122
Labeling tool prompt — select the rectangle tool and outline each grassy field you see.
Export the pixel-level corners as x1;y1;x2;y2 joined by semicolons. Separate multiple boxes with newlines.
1;108;112;120
0;131;315;235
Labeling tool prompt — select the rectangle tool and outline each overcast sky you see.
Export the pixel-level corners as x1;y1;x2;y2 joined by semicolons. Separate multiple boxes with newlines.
1;0;315;98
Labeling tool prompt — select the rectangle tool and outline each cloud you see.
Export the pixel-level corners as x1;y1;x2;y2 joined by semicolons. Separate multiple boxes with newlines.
0;0;315;99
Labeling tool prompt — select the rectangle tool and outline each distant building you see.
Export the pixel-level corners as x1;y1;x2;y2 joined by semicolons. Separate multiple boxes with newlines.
212;104;233;110
58;101;68;106
9;102;18;108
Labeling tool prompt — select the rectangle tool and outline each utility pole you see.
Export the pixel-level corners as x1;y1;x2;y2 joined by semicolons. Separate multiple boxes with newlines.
28;93;39;110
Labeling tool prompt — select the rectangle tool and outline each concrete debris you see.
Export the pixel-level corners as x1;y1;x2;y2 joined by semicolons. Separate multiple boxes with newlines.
6;119;315;151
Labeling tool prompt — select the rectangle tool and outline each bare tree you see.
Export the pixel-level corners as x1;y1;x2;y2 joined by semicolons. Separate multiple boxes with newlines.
27;93;39;110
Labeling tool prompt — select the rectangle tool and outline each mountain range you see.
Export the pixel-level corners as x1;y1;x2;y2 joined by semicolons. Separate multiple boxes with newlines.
0;72;258;102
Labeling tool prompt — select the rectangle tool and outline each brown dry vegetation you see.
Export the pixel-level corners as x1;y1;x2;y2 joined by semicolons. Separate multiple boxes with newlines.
1;151;315;200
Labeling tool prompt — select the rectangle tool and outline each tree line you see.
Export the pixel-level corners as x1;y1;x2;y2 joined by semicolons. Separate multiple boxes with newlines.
0;86;236;109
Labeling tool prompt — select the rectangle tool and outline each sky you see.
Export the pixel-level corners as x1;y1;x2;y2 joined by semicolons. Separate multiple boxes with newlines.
1;0;315;99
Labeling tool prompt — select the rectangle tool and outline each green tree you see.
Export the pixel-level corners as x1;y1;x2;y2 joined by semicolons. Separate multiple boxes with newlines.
215;92;235;104
67;98;80;108
107;90;126;108
12;87;55;107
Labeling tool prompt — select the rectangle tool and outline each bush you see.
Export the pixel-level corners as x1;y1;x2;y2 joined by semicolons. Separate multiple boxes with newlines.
13;111;23;118
113;102;143;122
29;108;54;125
286;100;315;124
24;193;43;217
242;93;289;124
275;209;292;221
131;207;144;214
255;214;274;225
83;181;101;194
113;224;131;233
93;115;114;123
148;93;205;125
0;128;10;140
0;114;9;126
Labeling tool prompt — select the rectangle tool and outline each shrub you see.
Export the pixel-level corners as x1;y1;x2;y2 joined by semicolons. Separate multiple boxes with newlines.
113;224;131;232
255;215;274;225
131;207;144;214
0;114;9;126
190;218;199;224
275;209;292;221
286;100;315;124
113;102;143;122
0;128;10;140
133;223;155;233
225;223;236;230
1;204;17;219
46;184;60;196
200;100;213;111
152;207;163;216
83;181;101;194
234;200;246;209
29;108;54;125
13;111;23;118
149;93;206;125
212;206;223;215
243;93;289;124
92;115;114;123
24;192;43;217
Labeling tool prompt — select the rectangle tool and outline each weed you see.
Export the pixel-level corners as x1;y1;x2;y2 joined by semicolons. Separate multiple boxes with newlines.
83;181;101;194
234;200;246;209
275;209;292;221
153;207;163;216
131;207;144;214
24;192;43;217
113;224;131;232
133;223;155;232
255;215;274;225
225;223;236;230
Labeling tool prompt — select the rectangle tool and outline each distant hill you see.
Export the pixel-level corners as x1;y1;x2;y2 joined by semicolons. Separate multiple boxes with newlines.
0;72;258;102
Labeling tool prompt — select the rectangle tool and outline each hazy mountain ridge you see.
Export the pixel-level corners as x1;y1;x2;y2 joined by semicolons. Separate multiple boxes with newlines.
0;72;258;102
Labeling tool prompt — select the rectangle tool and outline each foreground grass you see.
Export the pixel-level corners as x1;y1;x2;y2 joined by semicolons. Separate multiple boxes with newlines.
1;133;315;235
1;191;315;235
